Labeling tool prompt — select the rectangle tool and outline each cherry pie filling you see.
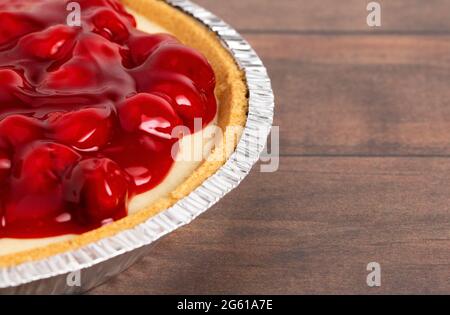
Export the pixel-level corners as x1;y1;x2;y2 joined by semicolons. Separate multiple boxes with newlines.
0;0;217;238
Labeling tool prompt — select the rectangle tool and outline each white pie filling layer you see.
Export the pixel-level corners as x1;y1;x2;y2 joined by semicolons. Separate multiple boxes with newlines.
0;10;218;256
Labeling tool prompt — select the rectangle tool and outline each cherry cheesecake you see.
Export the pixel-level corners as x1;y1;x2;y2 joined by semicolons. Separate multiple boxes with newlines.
0;0;247;266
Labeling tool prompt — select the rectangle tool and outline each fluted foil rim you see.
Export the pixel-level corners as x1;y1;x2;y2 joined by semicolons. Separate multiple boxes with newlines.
0;0;274;290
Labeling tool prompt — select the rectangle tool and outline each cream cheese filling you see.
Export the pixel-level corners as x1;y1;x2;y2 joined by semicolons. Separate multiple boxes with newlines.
0;10;218;256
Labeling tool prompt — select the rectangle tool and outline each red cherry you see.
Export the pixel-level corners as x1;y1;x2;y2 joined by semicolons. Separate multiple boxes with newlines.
0;150;11;183
5;142;80;224
147;75;207;122
91;9;130;43
145;44;216;92
80;0;136;26
15;141;80;186
63;158;128;224
48;106;115;151
0;114;43;149
19;25;78;60
118;93;181;139
0;69;25;104
127;33;178;66
0;12;41;46
75;33;123;63
42;58;97;91
106;0;136;26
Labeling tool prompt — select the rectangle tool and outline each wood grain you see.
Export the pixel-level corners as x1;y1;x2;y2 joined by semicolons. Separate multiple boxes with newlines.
90;0;450;294
247;34;450;156
91;157;450;294
195;0;450;33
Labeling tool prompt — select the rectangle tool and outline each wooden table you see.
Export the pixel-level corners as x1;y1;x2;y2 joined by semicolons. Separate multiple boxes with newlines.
91;0;450;294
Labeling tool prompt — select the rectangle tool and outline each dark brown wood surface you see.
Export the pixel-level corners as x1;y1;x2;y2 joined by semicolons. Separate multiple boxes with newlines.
90;0;450;294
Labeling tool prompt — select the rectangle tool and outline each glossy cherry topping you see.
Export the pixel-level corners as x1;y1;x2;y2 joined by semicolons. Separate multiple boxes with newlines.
0;0;217;238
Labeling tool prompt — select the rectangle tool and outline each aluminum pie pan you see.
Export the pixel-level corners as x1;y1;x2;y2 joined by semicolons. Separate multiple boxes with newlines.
0;0;274;294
